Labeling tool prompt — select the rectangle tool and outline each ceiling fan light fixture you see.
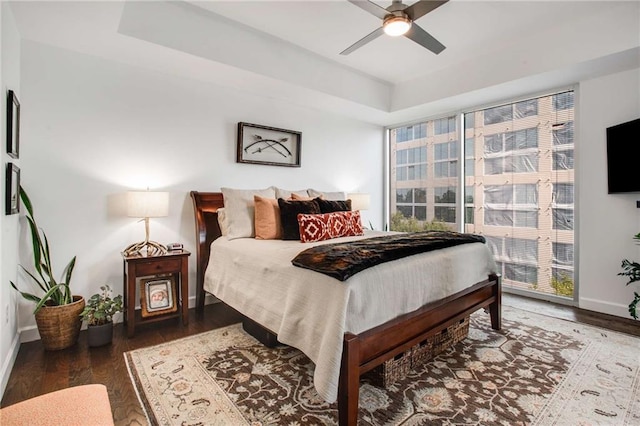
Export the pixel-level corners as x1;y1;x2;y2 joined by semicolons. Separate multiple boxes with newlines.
383;15;412;36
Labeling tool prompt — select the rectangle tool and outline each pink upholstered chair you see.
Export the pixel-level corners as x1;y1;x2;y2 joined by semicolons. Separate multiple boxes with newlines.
0;384;114;426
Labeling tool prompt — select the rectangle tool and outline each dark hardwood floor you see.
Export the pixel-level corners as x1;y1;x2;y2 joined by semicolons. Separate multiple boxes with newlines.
1;303;243;426
2;295;639;425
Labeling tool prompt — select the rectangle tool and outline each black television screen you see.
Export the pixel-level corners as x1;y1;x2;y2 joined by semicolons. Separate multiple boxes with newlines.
607;118;640;193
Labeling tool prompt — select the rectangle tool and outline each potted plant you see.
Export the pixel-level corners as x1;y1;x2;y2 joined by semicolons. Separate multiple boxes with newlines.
619;232;640;319
10;187;84;350
80;285;123;347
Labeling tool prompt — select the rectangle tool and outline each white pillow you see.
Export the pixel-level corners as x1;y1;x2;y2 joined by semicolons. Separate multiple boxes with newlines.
308;188;347;201
274;187;309;199
217;208;229;236
221;187;276;240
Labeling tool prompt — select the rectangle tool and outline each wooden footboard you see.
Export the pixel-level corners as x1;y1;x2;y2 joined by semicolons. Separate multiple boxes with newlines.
338;273;501;425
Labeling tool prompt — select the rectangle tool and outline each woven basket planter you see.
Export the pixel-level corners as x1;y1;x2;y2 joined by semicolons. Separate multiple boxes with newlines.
34;295;85;351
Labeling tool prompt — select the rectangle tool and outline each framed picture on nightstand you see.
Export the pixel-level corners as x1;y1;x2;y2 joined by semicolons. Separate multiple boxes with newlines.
140;276;177;318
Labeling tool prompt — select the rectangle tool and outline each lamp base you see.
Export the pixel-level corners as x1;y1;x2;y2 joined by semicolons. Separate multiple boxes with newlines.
123;240;167;257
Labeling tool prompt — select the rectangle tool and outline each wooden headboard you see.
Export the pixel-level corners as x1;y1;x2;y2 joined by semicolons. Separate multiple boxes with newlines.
190;191;224;312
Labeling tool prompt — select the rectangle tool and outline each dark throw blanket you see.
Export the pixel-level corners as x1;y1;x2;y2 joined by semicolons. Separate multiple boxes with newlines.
291;231;486;281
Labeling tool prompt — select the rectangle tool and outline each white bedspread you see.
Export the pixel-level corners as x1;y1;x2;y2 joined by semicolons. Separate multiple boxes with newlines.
203;230;497;402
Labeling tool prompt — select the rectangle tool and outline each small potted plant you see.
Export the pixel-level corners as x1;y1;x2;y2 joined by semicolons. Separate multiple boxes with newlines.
619;232;640;319
80;285;123;347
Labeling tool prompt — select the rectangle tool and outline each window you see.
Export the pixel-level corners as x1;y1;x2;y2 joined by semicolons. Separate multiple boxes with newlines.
552;183;574;230
484;104;512;125
434;141;457;178
396;188;426;220
484;128;538;174
395;123;427;143
486;236;538;285
389;90;574;298
553;151;574;170
396;146;427;181
553;91;574;111
552;122;573;146
484;100;539;125
553;183;574;205
465;138;475;176
464;186;474;224
515;99;538;119
484;184;538;228
434;116;456;135
434;186;456;223
552;121;574;170
552;242;574;288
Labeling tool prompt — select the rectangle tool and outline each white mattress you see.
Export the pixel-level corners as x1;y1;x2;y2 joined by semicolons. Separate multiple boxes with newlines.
203;230;497;402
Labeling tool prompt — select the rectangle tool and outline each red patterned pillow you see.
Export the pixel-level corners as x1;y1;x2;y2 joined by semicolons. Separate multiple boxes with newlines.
298;211;364;243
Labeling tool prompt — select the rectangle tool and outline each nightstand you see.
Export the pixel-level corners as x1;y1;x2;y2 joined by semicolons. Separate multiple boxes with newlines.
122;250;191;337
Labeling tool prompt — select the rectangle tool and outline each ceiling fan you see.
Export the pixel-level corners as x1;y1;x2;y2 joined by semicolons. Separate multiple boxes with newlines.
341;0;449;55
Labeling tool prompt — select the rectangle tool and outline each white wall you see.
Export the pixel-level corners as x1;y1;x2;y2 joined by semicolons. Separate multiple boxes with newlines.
14;40;383;340
578;67;640;317
0;2;21;398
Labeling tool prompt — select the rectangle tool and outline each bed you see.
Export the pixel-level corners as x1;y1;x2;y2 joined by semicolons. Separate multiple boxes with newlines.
190;191;502;425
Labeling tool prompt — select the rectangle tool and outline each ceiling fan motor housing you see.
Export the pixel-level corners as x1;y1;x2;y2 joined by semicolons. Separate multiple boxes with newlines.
383;11;412;36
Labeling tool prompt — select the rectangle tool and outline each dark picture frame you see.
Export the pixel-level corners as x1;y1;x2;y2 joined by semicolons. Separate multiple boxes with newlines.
5;163;20;215
6;90;20;159
140;276;177;318
237;122;301;167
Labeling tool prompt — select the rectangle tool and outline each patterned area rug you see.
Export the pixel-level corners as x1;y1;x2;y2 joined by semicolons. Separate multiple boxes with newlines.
125;306;640;425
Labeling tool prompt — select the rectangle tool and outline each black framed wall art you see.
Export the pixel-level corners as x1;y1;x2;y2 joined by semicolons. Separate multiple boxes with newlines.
6;90;20;159
237;122;301;167
5;163;20;215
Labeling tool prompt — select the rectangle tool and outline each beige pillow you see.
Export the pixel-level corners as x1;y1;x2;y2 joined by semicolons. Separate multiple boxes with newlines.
274;188;309;199
308;188;347;200
254;196;282;239
217;208;229;236
221;187;276;239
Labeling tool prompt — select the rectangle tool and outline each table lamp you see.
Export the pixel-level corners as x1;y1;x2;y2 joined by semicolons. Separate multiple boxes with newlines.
123;190;169;256
348;193;371;211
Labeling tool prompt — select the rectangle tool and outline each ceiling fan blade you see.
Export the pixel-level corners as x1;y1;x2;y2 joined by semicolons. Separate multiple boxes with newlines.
404;0;449;21
347;0;388;20
340;27;385;55
404;23;445;54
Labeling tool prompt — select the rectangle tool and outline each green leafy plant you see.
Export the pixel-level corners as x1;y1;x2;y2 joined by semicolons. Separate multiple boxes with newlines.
619;233;640;319
389;212;453;232
9;187;76;313
80;285;123;326
551;272;574;297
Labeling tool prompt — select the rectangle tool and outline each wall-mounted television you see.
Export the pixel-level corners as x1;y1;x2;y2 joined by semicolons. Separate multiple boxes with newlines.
607;117;640;194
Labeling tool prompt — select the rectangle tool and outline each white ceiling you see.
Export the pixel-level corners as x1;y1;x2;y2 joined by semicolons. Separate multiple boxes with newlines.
189;0;605;84
8;1;640;125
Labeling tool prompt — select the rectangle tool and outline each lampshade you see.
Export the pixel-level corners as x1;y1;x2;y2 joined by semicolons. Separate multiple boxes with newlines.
127;191;169;218
383;15;412;36
348;193;371;211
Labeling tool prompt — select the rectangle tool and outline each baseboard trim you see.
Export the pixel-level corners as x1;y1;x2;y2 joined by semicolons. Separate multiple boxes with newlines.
0;332;21;399
579;297;631;319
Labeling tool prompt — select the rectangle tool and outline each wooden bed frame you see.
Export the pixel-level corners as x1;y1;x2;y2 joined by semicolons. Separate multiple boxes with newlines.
190;191;502;425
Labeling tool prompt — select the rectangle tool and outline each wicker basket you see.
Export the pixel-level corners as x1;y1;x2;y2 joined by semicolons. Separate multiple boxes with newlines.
366;316;471;388
365;349;412;388
413;316;470;368
34;295;85;351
